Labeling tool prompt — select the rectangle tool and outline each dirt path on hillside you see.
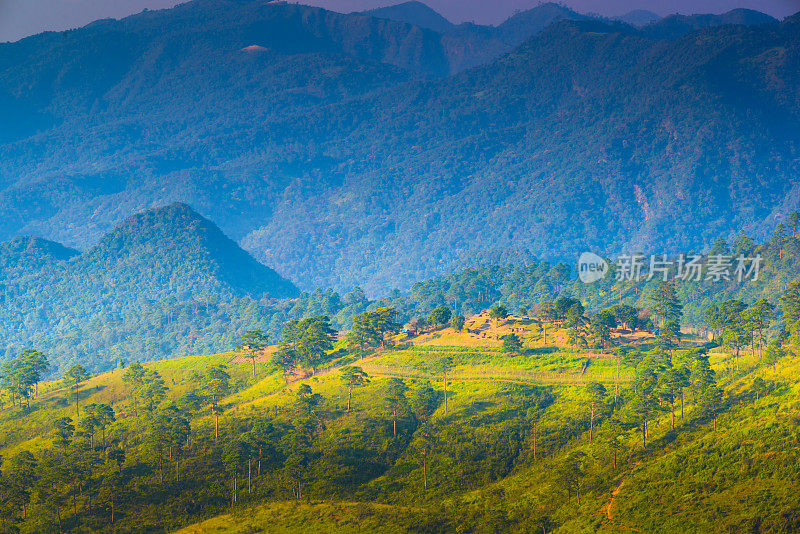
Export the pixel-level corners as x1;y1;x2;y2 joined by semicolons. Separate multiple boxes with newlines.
604;479;625;521
358;364;628;386
602;464;642;532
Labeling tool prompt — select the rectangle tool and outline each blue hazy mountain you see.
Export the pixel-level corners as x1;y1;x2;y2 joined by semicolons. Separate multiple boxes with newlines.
494;2;587;43
615;9;661;27
0;0;795;297
641;8;778;39
363;1;454;32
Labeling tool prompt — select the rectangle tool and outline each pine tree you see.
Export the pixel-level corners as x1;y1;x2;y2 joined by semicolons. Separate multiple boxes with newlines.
237;330;269;378
339;366;369;413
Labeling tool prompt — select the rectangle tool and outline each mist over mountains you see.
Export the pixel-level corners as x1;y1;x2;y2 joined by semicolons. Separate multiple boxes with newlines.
0;0;798;296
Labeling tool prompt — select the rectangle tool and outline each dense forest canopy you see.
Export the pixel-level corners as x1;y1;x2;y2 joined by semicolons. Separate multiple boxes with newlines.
0;0;797;294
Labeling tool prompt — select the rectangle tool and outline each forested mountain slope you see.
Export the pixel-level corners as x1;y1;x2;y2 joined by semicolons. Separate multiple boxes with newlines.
243;15;800;292
0;204;297;372
5;201;800;375
0;0;796;295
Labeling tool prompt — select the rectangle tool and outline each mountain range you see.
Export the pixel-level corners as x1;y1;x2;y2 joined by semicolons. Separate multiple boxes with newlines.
0;0;797;296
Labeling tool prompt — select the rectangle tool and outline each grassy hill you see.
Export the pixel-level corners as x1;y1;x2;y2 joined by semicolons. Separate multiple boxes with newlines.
2;308;799;533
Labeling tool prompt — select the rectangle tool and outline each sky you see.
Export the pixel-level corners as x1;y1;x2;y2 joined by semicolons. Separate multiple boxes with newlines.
1;0;798;42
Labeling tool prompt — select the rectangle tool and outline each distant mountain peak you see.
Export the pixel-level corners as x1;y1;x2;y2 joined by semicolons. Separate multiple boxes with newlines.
615;9;661;28
0;236;79;275
4;235;79;256
90;203;299;298
363;1;454;33
642;8;777;39
108;202;204;234
505;2;585;19
496;3;587;45
718;8;777;26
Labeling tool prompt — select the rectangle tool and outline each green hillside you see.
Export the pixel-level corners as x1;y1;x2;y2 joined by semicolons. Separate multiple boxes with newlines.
2;285;800;532
3;2;800;532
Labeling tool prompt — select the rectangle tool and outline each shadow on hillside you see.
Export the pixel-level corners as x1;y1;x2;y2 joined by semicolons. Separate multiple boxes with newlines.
328;446;389;486
459;400;494;418
35;385;108;416
77;384;107;403
644;385;766;455
4;386;103;419
46;396;70;408
484;406;531;426
524;347;560;356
